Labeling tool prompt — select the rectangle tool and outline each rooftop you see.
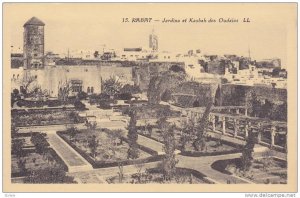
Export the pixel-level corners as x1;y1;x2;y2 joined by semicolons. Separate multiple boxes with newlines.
24;17;45;27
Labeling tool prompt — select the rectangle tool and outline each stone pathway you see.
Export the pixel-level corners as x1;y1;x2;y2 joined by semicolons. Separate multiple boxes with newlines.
47;133;93;173
68;161;160;184
176;153;249;184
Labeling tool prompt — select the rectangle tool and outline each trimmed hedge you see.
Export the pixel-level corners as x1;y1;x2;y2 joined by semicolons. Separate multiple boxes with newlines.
180;149;242;157
57;131;164;169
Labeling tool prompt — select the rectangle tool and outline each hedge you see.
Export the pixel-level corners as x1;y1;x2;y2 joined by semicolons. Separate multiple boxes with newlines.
57;131;164;169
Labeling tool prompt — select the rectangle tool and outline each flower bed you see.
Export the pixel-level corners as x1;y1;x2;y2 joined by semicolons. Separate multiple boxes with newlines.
12;109;85;127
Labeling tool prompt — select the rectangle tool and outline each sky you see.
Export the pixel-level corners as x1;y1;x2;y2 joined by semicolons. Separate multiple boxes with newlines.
5;3;296;67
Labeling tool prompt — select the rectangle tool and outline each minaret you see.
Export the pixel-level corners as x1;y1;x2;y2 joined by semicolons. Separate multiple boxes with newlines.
149;29;158;52
23;17;45;70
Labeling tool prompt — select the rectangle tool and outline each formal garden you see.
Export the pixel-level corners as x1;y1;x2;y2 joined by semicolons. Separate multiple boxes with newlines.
58;128;151;162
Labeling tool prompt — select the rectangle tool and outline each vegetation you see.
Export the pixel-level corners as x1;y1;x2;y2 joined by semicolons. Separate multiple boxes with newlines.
58;80;72;102
30;133;49;155
12;138;25;157
127;110;139;159
102;76;123;98
24;167;76;184
160;118;178;181
88;135;99;158
147;70;186;105
192;101;213;151
240;130;257;171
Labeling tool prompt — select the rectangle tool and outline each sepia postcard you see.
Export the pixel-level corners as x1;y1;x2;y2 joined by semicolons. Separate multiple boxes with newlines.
2;2;297;192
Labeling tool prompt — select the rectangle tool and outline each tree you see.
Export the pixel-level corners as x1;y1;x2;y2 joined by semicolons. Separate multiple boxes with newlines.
24;167;76;183
162;123;178;181
120;84;141;95
241;130;257;171
192;101;213;151
58;80;72;102
127;110;139;159
261;99;273;118
66;126;78;141
169;65;185;73
31;133;48;155
11;89;21;106
178;133;192;151
245;90;261;117
19;72;37;96
12;138;25;157
102;76;122;99
88;135;99;158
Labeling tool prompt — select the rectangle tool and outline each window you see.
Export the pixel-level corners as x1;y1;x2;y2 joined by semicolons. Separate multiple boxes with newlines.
87;87;90;93
34;54;38;57
91;87;94;93
13;74;15;79
35;75;37;79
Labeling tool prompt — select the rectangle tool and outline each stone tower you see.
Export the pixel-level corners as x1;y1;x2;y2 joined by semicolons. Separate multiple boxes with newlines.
23;17;45;69
149;29;158;51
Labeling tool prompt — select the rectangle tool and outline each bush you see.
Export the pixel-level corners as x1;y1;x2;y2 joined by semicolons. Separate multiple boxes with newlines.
77;91;88;100
74;100;86;110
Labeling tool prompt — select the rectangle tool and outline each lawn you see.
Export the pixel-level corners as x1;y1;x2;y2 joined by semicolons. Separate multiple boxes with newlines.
60;129;151;163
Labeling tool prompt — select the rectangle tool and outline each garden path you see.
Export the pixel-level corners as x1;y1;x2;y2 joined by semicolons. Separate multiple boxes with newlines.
47;133;93;173
176;153;249;184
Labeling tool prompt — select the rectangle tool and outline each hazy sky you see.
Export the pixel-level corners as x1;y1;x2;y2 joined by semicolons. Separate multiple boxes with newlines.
5;3;296;66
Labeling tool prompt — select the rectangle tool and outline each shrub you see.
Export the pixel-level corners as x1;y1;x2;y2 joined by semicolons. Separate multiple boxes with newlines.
74;100;86;110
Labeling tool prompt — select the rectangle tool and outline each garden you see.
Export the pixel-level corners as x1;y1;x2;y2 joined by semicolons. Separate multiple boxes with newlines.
211;155;287;184
106;167;211;184
11;132;68;179
12;109;85;127
57;128;160;168
138;124;240;156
